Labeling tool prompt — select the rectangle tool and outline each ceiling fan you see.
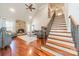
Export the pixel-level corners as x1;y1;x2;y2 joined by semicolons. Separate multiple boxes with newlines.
25;4;35;12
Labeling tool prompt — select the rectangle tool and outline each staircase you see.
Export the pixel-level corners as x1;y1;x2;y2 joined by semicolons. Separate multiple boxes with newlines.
40;15;78;56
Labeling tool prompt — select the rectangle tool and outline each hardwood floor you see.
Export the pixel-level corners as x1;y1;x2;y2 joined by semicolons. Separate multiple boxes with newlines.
0;46;12;56
0;36;77;56
0;37;42;56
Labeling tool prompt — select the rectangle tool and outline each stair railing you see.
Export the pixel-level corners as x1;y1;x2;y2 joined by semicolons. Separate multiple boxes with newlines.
37;12;55;45
45;12;55;39
69;15;79;55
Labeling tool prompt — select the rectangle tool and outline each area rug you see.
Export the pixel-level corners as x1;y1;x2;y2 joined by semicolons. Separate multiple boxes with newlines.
17;35;37;44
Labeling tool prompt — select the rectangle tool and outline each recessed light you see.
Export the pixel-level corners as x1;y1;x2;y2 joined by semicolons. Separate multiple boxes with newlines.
9;8;15;12
29;16;32;19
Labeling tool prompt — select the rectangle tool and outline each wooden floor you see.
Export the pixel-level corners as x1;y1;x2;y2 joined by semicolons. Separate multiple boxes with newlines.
0;36;77;56
0;37;44;56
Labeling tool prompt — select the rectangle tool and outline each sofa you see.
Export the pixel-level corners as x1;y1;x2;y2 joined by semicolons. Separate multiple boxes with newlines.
0;27;13;48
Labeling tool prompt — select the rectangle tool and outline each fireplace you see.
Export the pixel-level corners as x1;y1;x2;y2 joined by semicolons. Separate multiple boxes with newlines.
17;29;25;33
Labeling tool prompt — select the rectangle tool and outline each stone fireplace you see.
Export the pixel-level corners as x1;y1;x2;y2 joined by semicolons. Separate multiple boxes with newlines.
16;20;26;34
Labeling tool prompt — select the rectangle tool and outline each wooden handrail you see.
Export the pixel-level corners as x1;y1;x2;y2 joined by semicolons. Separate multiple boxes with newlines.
37;12;55;46
40;12;55;40
46;12;55;38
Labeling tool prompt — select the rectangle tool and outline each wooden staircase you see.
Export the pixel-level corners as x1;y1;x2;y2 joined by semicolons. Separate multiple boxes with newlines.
40;16;78;56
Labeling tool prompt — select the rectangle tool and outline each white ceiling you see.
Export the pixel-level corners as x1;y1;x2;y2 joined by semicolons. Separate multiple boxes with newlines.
0;3;47;20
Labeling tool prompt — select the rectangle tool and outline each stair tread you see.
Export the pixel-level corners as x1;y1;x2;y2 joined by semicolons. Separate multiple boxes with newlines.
50;31;71;33
52;26;67;28
49;32;72;36
49;33;72;38
48;36;73;43
41;46;62;56
54;22;65;23
52;23;66;26
46;43;77;55
51;29;67;30
47;38;74;47
50;30;67;32
44;45;77;56
50;32;71;35
47;40;75;50
51;27;67;29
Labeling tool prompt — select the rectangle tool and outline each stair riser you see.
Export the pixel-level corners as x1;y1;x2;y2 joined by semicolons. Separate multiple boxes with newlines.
49;33;71;37
50;30;67;32
49;34;72;38
50;31;70;33
48;36;73;42
51;27;67;29
47;40;75;50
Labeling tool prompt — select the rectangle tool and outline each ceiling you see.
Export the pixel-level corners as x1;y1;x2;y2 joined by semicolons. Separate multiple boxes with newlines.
0;3;47;20
0;3;64;20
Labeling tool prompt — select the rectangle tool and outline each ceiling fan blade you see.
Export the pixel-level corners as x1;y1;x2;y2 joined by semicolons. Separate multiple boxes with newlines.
30;4;33;7
32;8;35;9
25;4;29;7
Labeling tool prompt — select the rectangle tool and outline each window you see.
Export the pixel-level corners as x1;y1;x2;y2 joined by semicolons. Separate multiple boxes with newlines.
6;21;14;32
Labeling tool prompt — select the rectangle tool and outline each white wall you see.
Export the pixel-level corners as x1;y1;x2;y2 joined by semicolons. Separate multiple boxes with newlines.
0;18;3;28
64;3;79;32
32;4;48;30
68;3;79;22
64;3;71;32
